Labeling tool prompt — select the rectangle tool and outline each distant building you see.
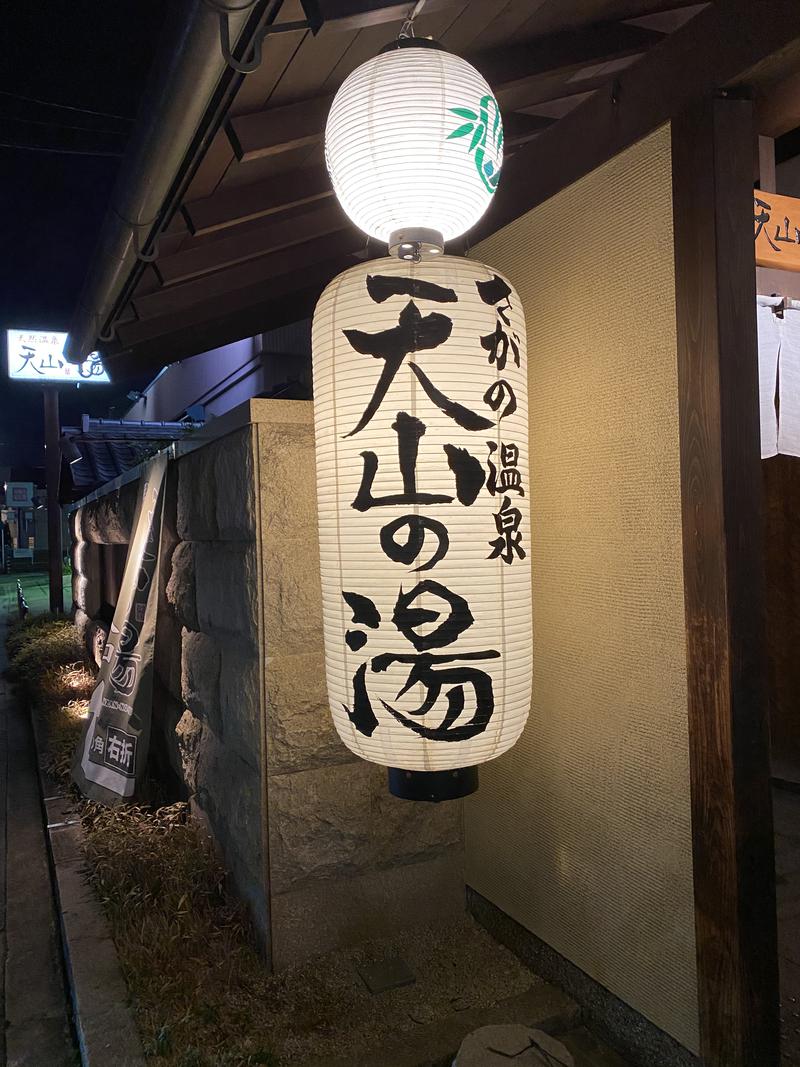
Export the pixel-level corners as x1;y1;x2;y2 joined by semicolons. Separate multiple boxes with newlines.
121;323;311;425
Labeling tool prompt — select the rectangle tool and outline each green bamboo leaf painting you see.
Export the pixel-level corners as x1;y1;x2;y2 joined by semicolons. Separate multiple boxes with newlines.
450;107;478;120
447;122;474;140
470;122;484;152
447;95;503;196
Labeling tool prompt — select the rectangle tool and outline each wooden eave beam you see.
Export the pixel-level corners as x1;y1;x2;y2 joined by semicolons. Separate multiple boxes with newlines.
183;109;555;238
225;21;666;163
108;256;354;377
183;165;333;236
155;200;350;285
756;65;800;139
474;22;664;91
106;286;319;378
312;0;457;33
130;230;363;323
504;111;557;147
473;0;800;241
305;0;702;34
227;94;333;163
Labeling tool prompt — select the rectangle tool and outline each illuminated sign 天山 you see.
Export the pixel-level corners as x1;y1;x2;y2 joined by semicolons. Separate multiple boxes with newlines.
6;330;110;384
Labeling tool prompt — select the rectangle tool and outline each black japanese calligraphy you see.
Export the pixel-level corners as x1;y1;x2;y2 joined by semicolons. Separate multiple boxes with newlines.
379;515;449;571
487;440;524;496
391;579;474;651
488;495;526;564
342;590;381;628
353;412;454;511
343;274;494;436
484;379;517;420
374;651;500;742
476;274;520;370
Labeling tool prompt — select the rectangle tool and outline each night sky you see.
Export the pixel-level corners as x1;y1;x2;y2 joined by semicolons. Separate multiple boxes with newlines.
0;2;167;474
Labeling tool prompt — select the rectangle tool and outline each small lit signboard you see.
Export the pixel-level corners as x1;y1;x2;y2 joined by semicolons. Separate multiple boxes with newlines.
5;482;34;508
755;191;800;273
6;329;110;384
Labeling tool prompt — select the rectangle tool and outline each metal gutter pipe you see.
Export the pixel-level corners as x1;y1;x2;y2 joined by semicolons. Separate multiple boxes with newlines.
64;0;277;365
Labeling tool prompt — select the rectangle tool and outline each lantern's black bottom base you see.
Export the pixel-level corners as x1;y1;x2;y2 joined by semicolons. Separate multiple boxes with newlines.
387;766;479;802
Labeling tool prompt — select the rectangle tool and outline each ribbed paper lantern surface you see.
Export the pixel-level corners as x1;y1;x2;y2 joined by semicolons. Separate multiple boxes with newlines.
312;255;531;781
324;42;503;245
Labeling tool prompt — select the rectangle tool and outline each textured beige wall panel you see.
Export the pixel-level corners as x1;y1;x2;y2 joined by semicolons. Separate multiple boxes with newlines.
466;125;699;1052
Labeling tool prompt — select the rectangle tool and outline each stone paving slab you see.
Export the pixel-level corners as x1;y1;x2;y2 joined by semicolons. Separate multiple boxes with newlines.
29;710;146;1067
3;668;74;1066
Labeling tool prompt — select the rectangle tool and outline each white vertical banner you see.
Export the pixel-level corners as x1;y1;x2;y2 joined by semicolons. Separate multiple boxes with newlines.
313;255;532;774
779;306;800;458
72;454;168;805
757;297;781;459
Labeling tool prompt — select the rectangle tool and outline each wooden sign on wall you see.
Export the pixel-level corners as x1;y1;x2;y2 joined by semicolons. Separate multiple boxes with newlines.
755;191;800;271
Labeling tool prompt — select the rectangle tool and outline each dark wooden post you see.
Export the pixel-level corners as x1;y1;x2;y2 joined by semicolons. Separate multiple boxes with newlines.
672;95;779;1066
43;388;64;614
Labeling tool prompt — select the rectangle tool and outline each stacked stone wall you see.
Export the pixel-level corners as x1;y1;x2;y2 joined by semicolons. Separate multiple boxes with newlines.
165;427;266;945
67;400;466;969
254;404;464;969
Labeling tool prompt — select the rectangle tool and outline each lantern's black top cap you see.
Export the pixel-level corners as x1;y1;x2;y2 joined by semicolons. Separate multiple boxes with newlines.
379;36;447;55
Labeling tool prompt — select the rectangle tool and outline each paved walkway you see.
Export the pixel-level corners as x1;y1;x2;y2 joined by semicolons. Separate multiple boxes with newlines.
0;599;76;1063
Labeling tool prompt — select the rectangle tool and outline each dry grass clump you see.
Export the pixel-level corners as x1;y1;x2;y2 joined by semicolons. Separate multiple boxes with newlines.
43;692;90;784
6;617;280;1066
40;662;96;781
7;618;93;786
6;614;85;686
4;618;542;1067
80;802;279;1066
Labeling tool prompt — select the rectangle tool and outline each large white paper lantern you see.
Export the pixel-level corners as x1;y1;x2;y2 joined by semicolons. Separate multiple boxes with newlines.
312;255;531;800
324;39;503;253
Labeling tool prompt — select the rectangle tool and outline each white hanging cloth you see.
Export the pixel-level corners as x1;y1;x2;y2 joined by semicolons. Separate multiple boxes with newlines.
757;295;781;459
779;305;800;457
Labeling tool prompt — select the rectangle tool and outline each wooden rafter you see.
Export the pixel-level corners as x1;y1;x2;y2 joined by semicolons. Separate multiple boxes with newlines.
226;94;333;163
107;256;353;375
182;165;333;236
224;20;665;163
130;230;364;323
110;0;800;381
156;201;350;286
182;105;554;239
473;0;800;239
312;0;458;33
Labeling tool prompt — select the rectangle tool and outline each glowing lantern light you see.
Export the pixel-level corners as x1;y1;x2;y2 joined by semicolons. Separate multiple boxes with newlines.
324;38;503;257
312;255;531;799
315;33;529;801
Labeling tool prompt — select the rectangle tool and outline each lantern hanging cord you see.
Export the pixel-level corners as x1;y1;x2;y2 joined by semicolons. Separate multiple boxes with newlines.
399;0;427;38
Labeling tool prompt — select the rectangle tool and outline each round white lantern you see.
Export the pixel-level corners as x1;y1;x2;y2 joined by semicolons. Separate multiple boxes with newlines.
324;39;503;253
312;255;531;800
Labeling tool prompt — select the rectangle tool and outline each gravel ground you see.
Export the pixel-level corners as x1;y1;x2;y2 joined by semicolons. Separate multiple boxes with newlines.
271;915;540;1063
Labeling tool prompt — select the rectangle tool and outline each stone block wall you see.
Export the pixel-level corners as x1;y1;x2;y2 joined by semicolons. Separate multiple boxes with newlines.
164;424;267;940
253;400;464;970
72;480;139;641
68;399;465;969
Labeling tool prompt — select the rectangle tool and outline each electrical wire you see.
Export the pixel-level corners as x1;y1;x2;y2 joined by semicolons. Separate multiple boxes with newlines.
0;113;127;137
0;88;133;123
0;141;124;157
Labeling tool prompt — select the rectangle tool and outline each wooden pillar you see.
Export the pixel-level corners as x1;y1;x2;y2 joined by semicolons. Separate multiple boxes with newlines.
672;94;779;1066
42;389;64;615
758;135;777;193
